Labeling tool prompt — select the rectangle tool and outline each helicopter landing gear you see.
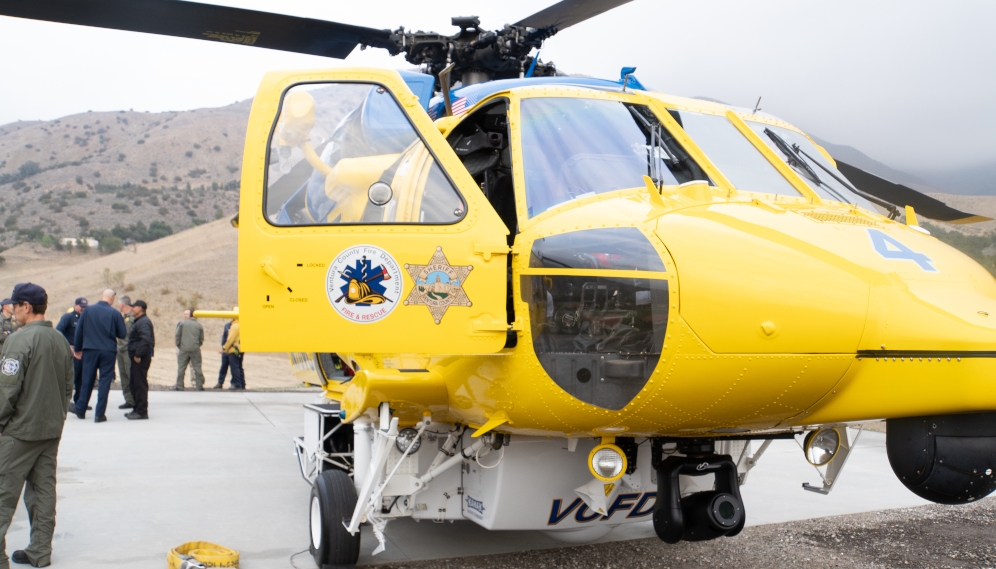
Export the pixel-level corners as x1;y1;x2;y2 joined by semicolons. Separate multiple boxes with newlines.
310;469;361;568
653;443;746;543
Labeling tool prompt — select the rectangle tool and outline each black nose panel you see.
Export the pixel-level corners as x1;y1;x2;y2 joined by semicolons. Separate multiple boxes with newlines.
887;412;996;504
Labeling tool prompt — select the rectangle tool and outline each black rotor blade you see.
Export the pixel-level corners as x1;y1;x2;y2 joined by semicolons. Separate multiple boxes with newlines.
835;160;992;224
515;0;633;32
0;0;397;59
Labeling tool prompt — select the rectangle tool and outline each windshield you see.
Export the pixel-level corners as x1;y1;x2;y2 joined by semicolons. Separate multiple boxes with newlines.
669;110;801;197
746;122;875;209
520;97;710;218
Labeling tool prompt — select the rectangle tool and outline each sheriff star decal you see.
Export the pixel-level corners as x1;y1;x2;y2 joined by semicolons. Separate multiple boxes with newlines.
404;247;473;324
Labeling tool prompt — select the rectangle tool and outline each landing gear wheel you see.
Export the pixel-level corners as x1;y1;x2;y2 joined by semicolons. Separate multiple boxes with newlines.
310;469;360;568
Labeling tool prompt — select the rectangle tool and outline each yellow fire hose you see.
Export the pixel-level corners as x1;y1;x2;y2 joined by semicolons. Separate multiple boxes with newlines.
167;541;239;568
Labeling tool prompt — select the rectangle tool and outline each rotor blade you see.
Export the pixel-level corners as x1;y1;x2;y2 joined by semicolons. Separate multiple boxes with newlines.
0;0;397;59
835;160;992;224
515;0;633;32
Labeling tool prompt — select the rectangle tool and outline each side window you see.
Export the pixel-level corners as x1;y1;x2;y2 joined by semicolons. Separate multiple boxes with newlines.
266;83;466;226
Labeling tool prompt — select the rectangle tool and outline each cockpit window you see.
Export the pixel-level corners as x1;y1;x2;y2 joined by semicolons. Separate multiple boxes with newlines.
668;111;801;197
746;122;875;209
520;98;711;218
265;82;466;226
530;228;666;271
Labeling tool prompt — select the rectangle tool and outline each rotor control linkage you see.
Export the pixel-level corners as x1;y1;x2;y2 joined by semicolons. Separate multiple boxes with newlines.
653;452;746;543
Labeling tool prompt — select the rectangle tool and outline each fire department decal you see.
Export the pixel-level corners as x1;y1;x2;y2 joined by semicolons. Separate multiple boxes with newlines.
1;358;19;376
327;245;403;323
404;247;473;324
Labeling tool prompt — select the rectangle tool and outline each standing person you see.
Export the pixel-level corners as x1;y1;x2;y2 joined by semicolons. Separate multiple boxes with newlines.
0;298;19;349
174;309;205;391
73;289;126;423
221;316;245;391
125;300;154;420
55;297;88;410
0;283;74;568
213;320;232;389
115;296;136;410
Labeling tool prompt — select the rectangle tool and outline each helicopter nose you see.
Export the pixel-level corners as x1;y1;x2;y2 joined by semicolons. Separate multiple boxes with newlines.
655;203;996;355
858;263;996;353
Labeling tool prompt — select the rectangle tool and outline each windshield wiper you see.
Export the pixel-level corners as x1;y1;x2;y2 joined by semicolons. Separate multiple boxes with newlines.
763;128;900;218
628;106;679;187
763;128;824;185
792;145;901;219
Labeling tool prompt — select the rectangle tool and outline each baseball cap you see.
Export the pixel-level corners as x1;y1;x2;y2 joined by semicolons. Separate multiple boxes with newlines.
131;300;148;311
119;295;132;307
75;297;88;308
0;299;11;306
11;283;47;306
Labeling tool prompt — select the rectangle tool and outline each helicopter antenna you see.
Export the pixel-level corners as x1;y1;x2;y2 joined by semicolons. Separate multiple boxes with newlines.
752;96;763;115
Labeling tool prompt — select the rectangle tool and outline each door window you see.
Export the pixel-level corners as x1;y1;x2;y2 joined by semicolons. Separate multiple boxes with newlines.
265;83;466;226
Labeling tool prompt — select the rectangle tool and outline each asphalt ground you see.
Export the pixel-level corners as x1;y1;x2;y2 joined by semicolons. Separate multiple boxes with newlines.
373;498;996;569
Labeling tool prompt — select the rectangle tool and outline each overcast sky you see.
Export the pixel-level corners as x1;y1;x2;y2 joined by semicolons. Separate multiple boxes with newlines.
1;0;993;172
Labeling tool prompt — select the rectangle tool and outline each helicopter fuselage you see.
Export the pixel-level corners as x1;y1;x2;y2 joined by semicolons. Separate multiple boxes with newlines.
250;70;996;438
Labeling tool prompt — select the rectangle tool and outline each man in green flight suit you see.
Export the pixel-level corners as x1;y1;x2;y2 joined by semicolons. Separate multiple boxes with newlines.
0;283;74;568
115;296;135;410
174;309;204;391
0;299;18;350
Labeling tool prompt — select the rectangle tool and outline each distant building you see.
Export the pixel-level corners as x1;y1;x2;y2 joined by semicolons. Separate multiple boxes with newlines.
60;237;99;248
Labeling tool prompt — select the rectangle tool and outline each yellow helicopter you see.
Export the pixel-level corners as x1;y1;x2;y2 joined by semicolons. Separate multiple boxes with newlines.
6;0;996;566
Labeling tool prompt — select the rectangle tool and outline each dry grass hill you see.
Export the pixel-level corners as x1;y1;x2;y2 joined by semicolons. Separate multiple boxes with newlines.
0;217;302;390
927;192;996;234
0;100;251;249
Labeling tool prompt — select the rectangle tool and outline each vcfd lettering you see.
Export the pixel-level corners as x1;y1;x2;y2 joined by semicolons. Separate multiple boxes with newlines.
548;492;656;526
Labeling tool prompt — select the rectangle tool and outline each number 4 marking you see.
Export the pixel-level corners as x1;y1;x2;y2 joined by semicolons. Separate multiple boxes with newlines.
867;228;937;272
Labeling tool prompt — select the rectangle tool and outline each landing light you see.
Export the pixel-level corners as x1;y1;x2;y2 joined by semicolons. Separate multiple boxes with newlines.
396;428;421;454
588;443;627;482
803;428;841;466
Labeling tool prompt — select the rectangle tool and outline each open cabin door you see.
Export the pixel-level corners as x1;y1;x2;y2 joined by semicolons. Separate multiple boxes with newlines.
238;69;510;354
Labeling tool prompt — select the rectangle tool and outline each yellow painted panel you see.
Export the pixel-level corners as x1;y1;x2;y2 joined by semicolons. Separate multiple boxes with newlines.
237;68;510;354
801;356;996;424
656;203;870;353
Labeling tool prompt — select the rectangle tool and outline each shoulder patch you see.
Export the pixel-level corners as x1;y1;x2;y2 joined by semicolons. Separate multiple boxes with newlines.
1;358;19;376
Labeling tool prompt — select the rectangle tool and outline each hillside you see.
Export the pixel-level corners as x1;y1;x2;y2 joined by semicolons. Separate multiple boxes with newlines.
0;100;250;249
0;218;301;389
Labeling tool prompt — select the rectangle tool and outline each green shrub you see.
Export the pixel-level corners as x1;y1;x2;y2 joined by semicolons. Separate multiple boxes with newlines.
99;236;124;254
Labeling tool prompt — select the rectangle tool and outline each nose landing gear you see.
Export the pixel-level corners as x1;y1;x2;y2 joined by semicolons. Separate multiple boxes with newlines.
653;443;746;543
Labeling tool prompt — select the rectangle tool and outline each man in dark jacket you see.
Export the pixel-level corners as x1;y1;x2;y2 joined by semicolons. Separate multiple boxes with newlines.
213;320;232;389
55;297;87;408
126;300;154;420
73;289;126;422
0;282;74;568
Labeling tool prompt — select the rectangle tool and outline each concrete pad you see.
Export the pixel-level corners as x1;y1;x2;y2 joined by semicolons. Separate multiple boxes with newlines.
2;392;932;568
6;391;318;569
